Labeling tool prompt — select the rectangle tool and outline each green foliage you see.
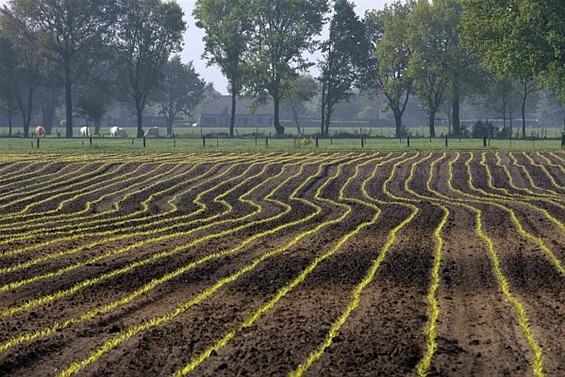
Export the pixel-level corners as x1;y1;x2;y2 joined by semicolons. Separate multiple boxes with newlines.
461;0;565;101
116;0;186;138
0;32;17;134
536;90;565;128
152;56;206;136
319;0;366;135
407;0;452;138
5;0;119;137
0;7;46;137
193;0;253;137
471;120;497;138
245;0;329;135
364;1;415;138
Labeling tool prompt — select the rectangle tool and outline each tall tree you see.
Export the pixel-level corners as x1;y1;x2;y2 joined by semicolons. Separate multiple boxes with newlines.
193;0;252;138
245;0;328;135
0;7;45;137
461;0;565;135
319;0;366;136
153;56;206;136
484;77;521;138
364;1;415;139
115;0;185;138
4;0;118;138
75;58;117;135
407;0;450;138
0;32;17;136
285;74;319;134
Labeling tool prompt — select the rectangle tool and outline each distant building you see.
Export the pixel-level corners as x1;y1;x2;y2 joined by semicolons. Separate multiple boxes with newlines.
200;96;296;128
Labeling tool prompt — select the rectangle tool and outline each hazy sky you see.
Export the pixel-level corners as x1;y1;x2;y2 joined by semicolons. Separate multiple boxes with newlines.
0;0;390;94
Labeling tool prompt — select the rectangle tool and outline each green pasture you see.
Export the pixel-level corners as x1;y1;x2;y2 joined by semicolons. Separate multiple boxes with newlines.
0;133;562;152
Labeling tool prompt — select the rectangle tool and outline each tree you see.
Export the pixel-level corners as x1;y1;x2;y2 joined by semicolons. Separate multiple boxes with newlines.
285;74;319;134
0;32;17;136
4;0;118;138
475;75;521;138
0;7;45;137
193;82;221;124
75;61;116;135
461;0;564;87
319;0;366;136
245;0;328;135
407;0;451;138
461;0;565;134
153;56;206;136
194;0;252;138
364;1;415;139
536;90;565;130
115;0;185;138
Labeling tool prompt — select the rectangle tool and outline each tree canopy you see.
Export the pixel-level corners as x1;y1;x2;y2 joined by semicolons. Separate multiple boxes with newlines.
461;0;565;101
245;0;329;135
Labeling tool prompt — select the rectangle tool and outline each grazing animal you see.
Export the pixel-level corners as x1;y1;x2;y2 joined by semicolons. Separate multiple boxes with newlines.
35;125;46;138
80;126;91;137
110;126;128;138
144;126;159;137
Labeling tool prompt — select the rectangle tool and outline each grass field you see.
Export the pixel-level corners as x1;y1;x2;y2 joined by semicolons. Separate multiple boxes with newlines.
0;134;563;152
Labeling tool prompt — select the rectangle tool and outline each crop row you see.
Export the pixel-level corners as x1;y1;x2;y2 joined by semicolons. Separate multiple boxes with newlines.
0;151;562;376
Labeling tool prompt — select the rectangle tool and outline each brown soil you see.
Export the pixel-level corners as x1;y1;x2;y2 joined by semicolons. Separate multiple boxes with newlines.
0;151;563;377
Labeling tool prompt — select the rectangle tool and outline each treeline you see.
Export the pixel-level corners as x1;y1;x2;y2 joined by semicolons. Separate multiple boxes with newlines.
0;0;205;138
0;0;563;139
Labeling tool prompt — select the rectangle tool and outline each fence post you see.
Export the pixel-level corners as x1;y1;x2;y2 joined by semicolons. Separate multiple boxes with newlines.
445;135;448;148
143;137;146;148
202;136;206;147
89;136;93;146
483;136;487;147
315;137;319;148
561;134;565;148
266;136;269;147
407;136;410;147
36;138;40;149
216;138;219;147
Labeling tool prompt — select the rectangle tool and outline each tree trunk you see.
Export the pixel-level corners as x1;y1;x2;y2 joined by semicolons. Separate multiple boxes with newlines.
320;81;326;135
290;100;301;134
394;111;402;139
166;117;174;137
429;111;436;138
452;81;460;138
273;96;284;135
229;90;236;138
26;89;33;136
521;82;527;139
502;92;507;138
94;120;101;135
324;87;332;136
8;97;12;137
42;96;57;135
64;59;73;138
136;104;144;138
509;109;514;139
325;103;332;135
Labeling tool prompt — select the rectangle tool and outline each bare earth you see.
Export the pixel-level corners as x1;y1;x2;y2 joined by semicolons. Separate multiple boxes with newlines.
0;150;563;377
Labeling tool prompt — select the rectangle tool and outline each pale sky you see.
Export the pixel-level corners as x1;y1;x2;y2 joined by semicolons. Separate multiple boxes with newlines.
0;0;390;94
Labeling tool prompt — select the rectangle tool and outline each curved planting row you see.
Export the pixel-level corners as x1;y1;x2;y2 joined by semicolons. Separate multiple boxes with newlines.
0;151;562;377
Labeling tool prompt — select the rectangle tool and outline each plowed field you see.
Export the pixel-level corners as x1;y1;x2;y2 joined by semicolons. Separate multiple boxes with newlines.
0;151;563;377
